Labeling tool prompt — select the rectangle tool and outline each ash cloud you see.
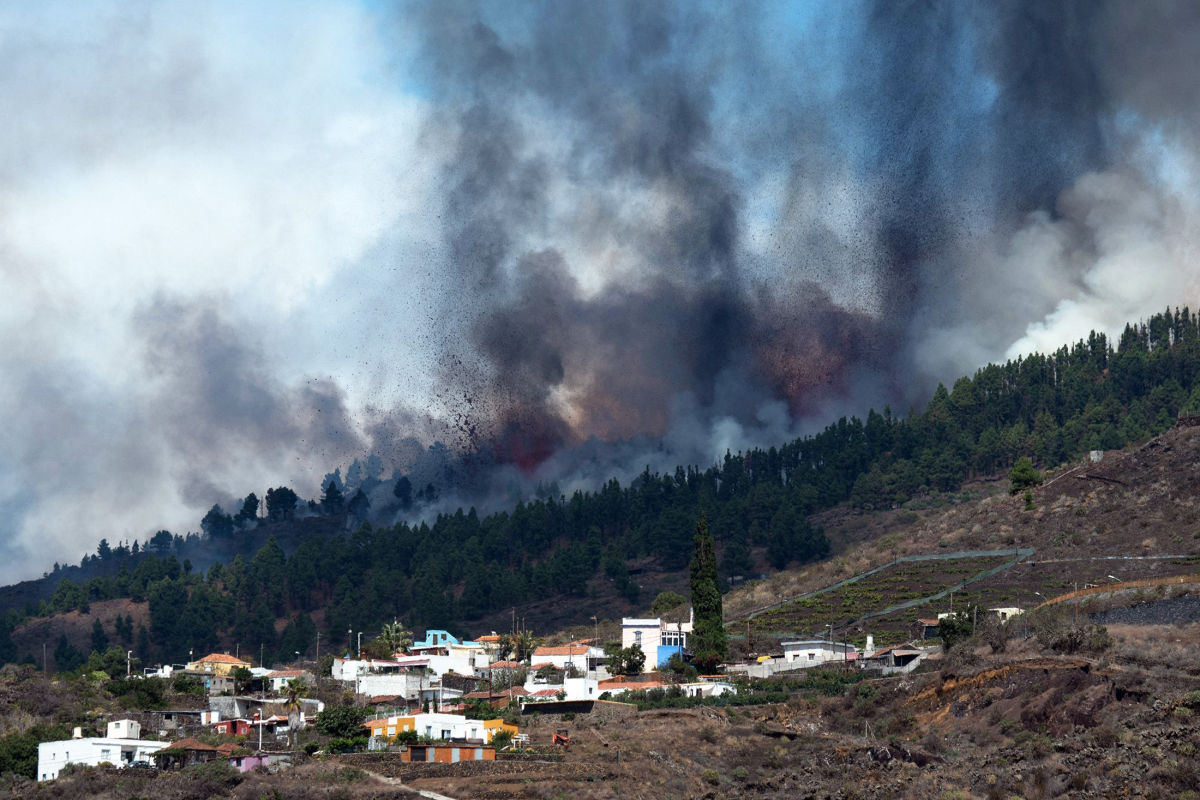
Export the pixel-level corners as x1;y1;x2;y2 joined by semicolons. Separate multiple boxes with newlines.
413;0;1200;478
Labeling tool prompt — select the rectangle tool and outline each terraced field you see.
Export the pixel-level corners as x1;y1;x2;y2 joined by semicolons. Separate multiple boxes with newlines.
740;551;1028;647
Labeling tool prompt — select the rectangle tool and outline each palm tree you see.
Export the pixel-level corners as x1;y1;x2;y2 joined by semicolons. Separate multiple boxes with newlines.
378;620;413;656
284;678;310;749
513;629;541;663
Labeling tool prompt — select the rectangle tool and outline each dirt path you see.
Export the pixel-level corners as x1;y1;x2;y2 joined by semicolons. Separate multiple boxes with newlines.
358;767;461;800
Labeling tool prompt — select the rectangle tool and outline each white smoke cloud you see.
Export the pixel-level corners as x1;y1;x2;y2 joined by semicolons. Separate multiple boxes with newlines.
1005;157;1200;360
0;1;437;580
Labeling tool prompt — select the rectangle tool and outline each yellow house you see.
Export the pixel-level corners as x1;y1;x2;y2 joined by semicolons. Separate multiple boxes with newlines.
482;718;518;742
186;653;251;677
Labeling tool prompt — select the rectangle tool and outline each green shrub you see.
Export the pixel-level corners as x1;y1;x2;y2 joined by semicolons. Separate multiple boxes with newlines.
701;768;720;785
326;736;367;754
1009;457;1043;495
315;705;370;738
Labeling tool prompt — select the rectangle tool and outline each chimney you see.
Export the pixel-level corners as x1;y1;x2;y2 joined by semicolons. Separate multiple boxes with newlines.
865;634;874;655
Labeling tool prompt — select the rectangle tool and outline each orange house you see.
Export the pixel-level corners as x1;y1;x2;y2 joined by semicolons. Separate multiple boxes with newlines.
398;744;495;763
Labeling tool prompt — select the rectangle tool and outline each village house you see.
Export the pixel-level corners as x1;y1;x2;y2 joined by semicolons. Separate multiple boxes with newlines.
780;639;858;667
156;709;220;736
597;677;667;698
177;668;234;696
523;674;599;702
186;652;251;676
935;607;1024;623
213;718;253;737
529;641;606;673
394;743;497;763
37;720;168;781
677;680;736;698
207;695;323;733
621;610;693;670
861;643;927;675
264;669;314;693
406;630;492;676
363;711;516;744
462;686;528;709
153;738;227;770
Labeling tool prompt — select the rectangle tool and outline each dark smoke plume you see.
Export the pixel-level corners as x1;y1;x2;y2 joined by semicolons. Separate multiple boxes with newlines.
405;0;1200;479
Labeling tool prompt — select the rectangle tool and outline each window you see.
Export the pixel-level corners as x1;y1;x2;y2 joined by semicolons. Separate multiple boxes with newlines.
634;631;642;645
808;653;815;661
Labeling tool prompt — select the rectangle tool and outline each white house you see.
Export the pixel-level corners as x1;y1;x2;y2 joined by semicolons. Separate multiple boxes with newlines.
522;675;599;702
621;611;693;671
529;642;606;673
407;630;492;677
264;669;315;692
37;720;168;781
780;639;858;667
335;651;488;687
678;681;736;698
367;712;495;742
936;607;1024;622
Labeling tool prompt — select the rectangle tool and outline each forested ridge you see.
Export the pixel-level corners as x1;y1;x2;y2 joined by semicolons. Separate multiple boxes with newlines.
5;309;1200;670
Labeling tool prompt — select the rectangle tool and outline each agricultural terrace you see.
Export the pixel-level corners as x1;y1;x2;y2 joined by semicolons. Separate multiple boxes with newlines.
741;551;1028;647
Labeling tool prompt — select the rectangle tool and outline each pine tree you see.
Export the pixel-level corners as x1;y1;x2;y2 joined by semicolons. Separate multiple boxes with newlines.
689;515;727;672
90;619;109;654
321;479;345;514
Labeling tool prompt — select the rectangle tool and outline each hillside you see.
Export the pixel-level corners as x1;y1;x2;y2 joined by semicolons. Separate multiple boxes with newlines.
16;413;1200;677
723;421;1200;651
2;421;1200;797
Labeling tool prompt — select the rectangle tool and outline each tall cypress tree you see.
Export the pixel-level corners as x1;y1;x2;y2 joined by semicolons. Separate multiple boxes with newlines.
689;515;727;672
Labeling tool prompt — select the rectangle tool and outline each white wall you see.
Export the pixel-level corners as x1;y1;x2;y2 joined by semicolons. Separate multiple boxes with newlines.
781;641;856;666
37;738;167;781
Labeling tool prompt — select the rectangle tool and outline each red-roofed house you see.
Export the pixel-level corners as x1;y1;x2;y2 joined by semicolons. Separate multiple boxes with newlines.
597;678;665;698
153;738;222;770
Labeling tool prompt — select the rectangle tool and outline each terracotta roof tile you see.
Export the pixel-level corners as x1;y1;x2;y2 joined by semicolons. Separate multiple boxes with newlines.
194;653;250;666
531;644;590;657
